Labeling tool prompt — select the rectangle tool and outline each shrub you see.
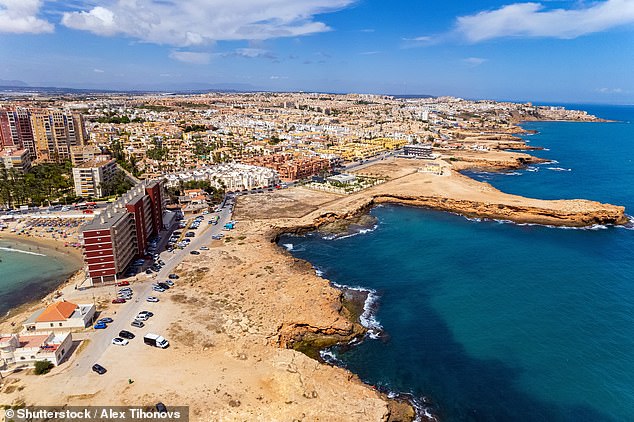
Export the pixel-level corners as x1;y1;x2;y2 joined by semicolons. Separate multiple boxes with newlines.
33;360;54;375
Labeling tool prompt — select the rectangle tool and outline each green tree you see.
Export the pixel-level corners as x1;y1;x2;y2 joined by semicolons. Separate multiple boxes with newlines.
34;360;54;375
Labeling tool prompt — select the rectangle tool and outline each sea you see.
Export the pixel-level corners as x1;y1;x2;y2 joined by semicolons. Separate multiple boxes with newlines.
279;104;634;422
0;239;81;316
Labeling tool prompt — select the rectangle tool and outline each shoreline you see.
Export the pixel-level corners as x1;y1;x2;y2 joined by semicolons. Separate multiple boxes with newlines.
0;231;84;322
261;148;629;420
0;125;630;420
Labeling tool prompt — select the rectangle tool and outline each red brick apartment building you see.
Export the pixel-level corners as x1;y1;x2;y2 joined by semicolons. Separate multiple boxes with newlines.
81;180;164;285
244;153;331;181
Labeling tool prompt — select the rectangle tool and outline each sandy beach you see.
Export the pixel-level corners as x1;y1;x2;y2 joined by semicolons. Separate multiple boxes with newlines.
0;150;628;420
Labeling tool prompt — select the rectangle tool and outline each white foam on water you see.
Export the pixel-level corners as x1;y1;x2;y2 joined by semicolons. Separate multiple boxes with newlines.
0;247;46;257
282;243;293;251
331;282;384;338
547;167;572;172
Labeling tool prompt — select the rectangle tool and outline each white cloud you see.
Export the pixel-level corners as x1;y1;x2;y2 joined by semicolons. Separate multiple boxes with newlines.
457;0;634;42
93;68;105;73
0;0;53;34
234;48;276;59
169;51;211;64
597;87;625;94
402;36;433;42
62;0;354;46
463;57;487;66
359;51;380;55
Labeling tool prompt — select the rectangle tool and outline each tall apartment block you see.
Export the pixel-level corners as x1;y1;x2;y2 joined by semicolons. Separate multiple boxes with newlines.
72;158;118;198
80;180;166;285
0;107;86;163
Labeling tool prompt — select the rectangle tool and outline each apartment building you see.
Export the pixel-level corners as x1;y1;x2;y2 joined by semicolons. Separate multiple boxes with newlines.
243;153;330;181
403;144;433;158
0;148;32;173
80;180;165;284
72;158;118;198
70;145;108;166
0;108;87;163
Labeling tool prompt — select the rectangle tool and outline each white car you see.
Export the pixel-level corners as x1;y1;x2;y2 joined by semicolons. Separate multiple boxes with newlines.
112;337;129;346
200;246;209;251
147;296;159;303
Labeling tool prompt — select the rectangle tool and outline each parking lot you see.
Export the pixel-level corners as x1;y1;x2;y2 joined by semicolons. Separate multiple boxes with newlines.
69;202;235;378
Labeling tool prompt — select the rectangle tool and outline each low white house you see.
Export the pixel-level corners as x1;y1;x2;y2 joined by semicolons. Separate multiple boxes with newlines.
23;301;95;331
0;331;73;367
327;173;357;185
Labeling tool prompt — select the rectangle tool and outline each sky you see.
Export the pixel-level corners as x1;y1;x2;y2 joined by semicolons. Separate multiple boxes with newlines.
0;0;633;103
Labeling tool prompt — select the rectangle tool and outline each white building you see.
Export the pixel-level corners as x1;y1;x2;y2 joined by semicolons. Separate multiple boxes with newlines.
327;173;357;185
0;331;73;367
72;158;118;198
24;301;96;332
165;163;279;192
0;148;32;174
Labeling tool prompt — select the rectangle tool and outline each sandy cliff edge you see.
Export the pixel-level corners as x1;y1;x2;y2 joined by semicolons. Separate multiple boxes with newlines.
0;155;628;422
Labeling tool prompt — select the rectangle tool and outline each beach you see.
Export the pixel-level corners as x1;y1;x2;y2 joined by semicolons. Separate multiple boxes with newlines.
0;147;628;420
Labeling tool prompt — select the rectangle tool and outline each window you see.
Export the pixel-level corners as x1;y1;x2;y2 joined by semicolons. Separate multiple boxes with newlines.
59;323;63;326
50;323;54;327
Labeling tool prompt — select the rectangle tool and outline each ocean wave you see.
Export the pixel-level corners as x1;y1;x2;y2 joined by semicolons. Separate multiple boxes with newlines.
460;214;617;231
620;215;634;230
526;166;539;172
0;247;46;257
547;167;572;172
331;282;384;338
321;224;379;241
313;266;325;277
372;385;439;422
282;243;293;251
319;349;344;366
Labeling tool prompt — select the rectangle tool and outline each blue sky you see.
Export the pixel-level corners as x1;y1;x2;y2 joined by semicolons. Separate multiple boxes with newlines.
0;0;633;103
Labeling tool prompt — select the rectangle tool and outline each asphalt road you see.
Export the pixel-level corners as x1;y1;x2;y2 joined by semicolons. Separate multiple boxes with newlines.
68;205;234;376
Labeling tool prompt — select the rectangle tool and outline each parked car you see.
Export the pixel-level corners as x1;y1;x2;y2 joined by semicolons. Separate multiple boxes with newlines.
140;311;154;318
135;314;149;321
147;296;159;303
116;281;130;286
131;320;145;328
152;286;165;293
119;330;135;339
112;337;129;346
200;246;209;250
190;250;200;255
164;280;174;286
98;317;113;324
157;282;170;290
112;298;126;304
168;274;179;279
94;322;108;329
92;364;107;375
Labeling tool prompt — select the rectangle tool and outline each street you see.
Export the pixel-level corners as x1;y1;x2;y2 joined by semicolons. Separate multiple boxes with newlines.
67;204;234;376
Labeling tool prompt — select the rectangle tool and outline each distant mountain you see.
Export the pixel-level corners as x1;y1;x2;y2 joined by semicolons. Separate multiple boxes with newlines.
0;79;29;87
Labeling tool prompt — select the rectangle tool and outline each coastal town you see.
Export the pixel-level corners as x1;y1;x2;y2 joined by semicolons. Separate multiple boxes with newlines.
0;92;627;421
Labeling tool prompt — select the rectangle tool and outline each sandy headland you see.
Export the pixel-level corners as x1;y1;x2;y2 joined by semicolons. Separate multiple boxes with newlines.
0;146;629;421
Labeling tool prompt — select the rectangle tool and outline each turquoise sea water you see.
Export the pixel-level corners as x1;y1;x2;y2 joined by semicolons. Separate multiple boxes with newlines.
280;105;634;421
0;239;80;316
